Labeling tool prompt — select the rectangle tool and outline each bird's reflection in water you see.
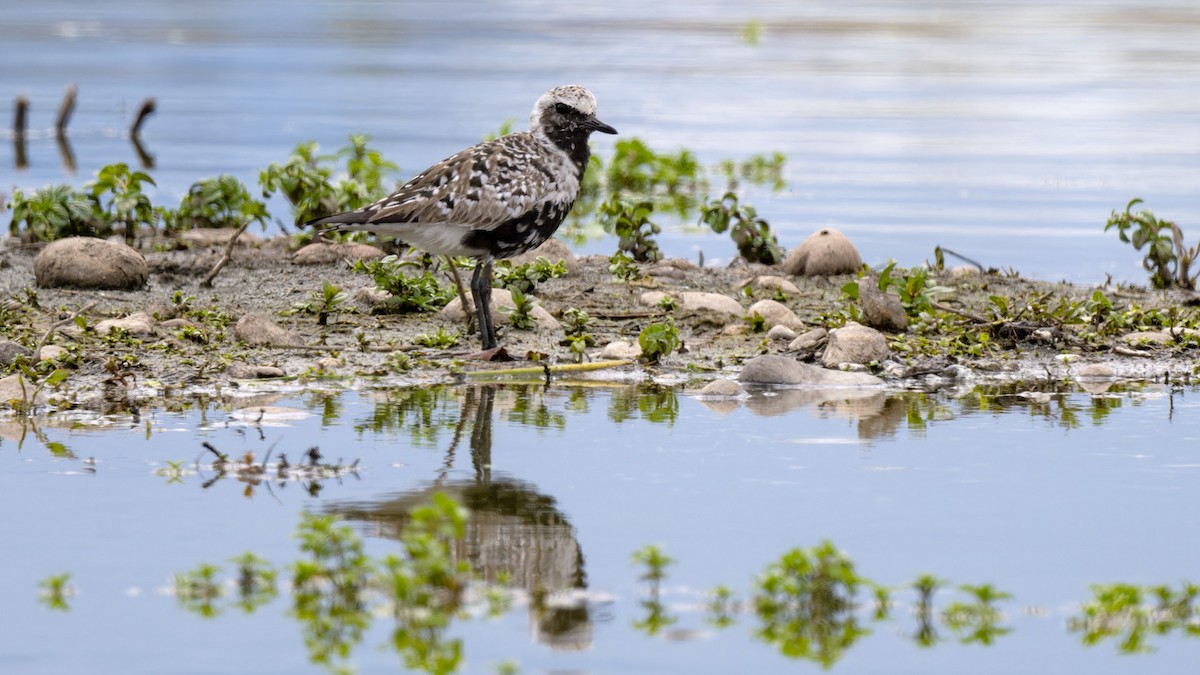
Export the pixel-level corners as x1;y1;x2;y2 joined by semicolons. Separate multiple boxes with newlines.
328;384;594;650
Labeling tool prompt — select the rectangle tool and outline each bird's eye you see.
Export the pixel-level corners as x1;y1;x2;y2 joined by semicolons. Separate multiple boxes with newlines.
554;102;571;115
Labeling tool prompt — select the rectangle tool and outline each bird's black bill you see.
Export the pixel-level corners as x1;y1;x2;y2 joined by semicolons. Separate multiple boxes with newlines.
586;116;618;134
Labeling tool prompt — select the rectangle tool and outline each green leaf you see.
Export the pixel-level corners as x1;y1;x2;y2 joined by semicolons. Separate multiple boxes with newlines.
43;369;71;387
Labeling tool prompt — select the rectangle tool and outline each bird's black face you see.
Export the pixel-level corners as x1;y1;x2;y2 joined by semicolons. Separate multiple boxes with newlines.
545;99;617;137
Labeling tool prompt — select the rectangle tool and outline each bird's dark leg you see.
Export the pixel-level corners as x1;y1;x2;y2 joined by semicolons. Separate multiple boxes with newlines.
470;257;497;350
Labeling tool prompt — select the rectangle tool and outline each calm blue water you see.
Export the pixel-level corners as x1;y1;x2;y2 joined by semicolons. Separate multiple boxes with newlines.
3;0;1199;282
2;382;1199;673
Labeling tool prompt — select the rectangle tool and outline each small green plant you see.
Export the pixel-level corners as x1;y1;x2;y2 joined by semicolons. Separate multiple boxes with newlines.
632;545;675;583
1069;581;1200;654
844;262;947;318
608;250;640;283
387;351;413;371
174;562;225;618
87;163;156;244
745;312;768;333
259;141;334;223
561;308;595;362
4;367;70;416
740;20;763;45
561;307;592;338
492;257;567;294
638;317;681;363
699;192;783;264
230;552;278;613
942;583;1012;645
157;459;188;484
1105;198;1197;289
161;174;269;232
414;327;460;349
6;184;101;241
632;545;677;636
754;541;869;667
287;281;347;326
911;573;946;647
567;335;591;363
504;288;538;330
707;584;738;628
605;137;705;211
598;195;663;262
482;119;516;142
38;573;74;611
717;152;786;191
260;135;398;225
656;295;678;313
353;256;456;313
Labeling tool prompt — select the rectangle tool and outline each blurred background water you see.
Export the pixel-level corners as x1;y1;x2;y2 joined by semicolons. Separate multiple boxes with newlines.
2;0;1198;283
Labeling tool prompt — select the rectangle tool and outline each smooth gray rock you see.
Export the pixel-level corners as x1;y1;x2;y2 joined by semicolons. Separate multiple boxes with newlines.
0;341;34;367
227;362;287;379
1123;331;1171;346
788;327;828;351
292;242;386;265
766;324;798;342
95;312;155;337
781;228;862;277
739;354;883;386
178;228;262;248
679;291;744;317
34;237;148;290
38;345;69;362
599;340;641;360
697;378;747;397
747;298;803;330
1076;363;1115;380
738;275;801;297
859;284;908;332
235;312;303;347
439;288;561;332
507;238;579;274
821;323;890;367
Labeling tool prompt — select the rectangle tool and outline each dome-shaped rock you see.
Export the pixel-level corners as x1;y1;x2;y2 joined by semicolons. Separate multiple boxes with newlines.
34;237;148;290
782;228;862;277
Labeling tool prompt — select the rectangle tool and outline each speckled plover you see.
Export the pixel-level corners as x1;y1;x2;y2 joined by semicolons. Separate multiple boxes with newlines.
309;85;617;352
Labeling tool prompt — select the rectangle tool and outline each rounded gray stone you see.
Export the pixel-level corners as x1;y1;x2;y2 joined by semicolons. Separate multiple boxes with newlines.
859;284;908;332
235;312;304;347
697;378;747;397
739;354;883;386
747;299;804;331
821;323;890;367
781;228;862;277
0;341;34;367
34;237;148;290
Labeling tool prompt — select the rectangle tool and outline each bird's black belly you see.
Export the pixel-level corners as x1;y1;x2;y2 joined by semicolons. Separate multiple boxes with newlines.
464;201;573;259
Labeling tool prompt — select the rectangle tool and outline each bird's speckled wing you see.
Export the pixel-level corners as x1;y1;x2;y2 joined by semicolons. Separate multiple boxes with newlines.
363;132;579;229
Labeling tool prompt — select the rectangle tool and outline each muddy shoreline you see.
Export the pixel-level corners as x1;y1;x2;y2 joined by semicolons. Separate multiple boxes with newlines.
1;234;1198;412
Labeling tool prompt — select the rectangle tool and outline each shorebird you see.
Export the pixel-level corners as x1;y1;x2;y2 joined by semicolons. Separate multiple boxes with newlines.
309;85;617;352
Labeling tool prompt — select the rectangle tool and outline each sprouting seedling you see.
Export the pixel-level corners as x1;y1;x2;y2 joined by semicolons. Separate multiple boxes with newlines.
632;545;675;585
38;573;74;611
505;287;538;330
287;281;347;326
638;317;681;364
631;545;677;636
